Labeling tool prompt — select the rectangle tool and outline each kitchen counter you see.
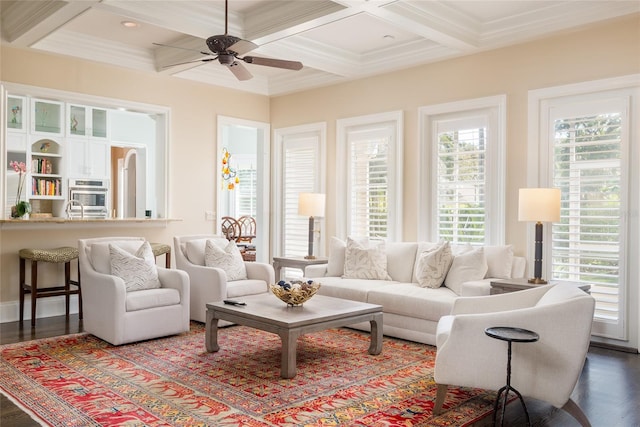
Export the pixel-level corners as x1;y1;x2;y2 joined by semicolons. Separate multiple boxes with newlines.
0;217;181;229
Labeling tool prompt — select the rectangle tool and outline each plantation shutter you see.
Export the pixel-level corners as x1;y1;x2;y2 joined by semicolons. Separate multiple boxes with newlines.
434;115;487;244
236;164;257;217
550;98;628;339
280;133;322;279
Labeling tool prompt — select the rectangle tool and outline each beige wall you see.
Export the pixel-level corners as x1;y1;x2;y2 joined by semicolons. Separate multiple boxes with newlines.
270;13;640;255
1;14;638;312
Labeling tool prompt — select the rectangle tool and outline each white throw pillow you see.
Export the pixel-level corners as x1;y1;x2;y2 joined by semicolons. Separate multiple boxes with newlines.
444;247;488;295
415;241;453;288
109;241;161;292
483;245;514;279
326;237;347;277
204;239;247;281
342;237;392;280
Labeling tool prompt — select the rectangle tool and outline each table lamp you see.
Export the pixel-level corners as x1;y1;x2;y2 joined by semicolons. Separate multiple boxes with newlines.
298;193;326;259
518;188;561;284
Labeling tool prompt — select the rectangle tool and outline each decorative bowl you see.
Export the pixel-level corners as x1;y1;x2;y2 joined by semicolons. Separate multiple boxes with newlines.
270;280;321;306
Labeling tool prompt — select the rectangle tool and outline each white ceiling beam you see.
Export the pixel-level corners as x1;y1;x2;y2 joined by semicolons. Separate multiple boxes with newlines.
1;0;98;47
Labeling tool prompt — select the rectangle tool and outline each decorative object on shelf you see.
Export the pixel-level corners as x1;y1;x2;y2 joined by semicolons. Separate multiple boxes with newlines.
70;115;78;132
221;147;239;190
518;187;561;284
11;104;21;124
270;280;321;306
39;141;51;152
298;192;326;259
9;160;31;219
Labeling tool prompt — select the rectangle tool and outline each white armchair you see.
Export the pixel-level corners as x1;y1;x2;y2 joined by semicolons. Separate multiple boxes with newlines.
78;237;190;345
173;235;273;323
433;284;595;426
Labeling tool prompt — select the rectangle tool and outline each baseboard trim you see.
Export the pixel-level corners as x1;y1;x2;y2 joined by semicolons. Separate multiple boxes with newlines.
0;297;80;323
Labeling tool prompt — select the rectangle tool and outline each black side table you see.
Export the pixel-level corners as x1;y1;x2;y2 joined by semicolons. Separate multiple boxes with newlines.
485;326;540;427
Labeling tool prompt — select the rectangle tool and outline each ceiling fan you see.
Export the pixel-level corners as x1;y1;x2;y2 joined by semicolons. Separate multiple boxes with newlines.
154;0;303;81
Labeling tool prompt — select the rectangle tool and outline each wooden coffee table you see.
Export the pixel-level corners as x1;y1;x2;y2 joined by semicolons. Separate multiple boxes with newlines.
205;294;383;379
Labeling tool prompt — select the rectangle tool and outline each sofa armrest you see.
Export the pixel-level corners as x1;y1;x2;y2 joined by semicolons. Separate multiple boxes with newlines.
305;264;328;277
245;262;274;285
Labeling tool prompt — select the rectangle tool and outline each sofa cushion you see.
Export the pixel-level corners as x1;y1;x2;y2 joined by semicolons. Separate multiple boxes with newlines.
326;236;347;276
316;277;395;302
444;247;488;295
125;288;180;312
415;241;453;288
227;279;269;298
367;284;458;322
484;245;514;279
185;237;229;266
343;238;392;280
386;242;418;283
109;241;161;292
204;239;247;281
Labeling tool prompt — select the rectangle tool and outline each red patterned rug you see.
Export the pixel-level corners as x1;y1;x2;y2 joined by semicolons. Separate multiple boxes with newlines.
1;324;496;426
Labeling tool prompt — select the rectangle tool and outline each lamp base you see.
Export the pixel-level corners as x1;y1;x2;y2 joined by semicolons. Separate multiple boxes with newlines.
528;278;548;284
304;255;316;260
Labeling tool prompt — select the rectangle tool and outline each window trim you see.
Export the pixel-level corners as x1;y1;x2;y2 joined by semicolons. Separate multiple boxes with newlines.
273;122;327;258
528;74;640;346
418;95;507;243
336;110;403;241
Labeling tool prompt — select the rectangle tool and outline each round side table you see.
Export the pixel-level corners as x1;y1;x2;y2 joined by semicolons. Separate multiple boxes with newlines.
485;326;539;427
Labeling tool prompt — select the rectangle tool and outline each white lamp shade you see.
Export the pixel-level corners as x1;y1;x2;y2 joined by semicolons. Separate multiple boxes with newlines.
298;193;326;217
518;188;561;222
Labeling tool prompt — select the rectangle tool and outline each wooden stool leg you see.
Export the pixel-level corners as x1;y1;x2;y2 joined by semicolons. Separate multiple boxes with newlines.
30;260;38;328
77;261;83;320
19;257;26;323
165;250;171;268
65;261;71;319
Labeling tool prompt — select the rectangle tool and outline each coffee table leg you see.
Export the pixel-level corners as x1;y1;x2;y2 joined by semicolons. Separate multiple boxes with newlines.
280;329;301;379
368;312;383;355
205;308;220;352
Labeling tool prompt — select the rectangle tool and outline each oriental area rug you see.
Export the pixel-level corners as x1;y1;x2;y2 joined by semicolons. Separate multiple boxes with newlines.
1;323;497;426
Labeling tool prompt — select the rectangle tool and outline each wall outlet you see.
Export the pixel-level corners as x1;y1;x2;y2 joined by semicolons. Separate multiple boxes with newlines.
205;211;215;221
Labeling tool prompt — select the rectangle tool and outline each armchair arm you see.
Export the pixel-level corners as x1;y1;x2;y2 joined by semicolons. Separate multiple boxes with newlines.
451;284;551;315
157;267;190;329
245;262;274;285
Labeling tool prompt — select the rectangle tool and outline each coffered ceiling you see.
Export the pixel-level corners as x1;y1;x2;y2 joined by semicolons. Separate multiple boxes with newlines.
1;1;638;96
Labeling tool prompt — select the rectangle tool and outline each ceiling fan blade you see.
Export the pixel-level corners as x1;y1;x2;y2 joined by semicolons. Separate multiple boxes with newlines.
161;57;216;69
227;61;252;81
228;39;258;55
242;56;303;70
152;42;212;57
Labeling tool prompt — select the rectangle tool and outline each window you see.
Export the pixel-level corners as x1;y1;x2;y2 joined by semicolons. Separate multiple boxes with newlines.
530;75;639;344
337;111;403;241
274;123;326;270
419;96;506;244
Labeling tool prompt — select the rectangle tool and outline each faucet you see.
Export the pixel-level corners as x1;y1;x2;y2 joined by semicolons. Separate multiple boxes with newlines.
66;199;85;219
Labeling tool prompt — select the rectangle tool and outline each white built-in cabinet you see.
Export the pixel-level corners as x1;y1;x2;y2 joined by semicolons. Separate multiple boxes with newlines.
66;104;110;179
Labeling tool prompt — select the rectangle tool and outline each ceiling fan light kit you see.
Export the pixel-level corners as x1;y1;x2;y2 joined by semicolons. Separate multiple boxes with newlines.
158;0;303;81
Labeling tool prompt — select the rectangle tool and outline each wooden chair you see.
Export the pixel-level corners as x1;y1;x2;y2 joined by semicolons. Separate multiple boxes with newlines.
220;216;241;242
236;216;256;244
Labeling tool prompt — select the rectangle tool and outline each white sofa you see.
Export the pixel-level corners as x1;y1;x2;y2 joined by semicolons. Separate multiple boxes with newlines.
174;234;273;323
305;239;525;346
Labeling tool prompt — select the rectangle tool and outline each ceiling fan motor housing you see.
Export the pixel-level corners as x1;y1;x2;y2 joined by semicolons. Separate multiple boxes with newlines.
206;35;242;54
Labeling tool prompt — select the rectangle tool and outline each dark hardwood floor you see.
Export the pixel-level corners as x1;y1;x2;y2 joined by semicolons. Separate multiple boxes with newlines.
1;315;638;426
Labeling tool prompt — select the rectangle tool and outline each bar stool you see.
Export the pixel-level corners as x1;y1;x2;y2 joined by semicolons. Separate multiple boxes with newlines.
19;247;82;327
150;242;171;268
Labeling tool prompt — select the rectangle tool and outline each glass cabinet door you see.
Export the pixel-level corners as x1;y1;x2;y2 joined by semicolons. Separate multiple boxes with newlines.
6;95;26;132
92;108;108;138
68;105;108;139
33;99;63;135
69;104;87;136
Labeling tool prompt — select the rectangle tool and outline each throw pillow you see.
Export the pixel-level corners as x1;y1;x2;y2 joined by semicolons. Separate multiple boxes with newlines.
444;247;488;295
326;237;347;277
109;241;161;292
342;237;392;280
204;239;247;281
415;241;453;288
483;245;514;279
